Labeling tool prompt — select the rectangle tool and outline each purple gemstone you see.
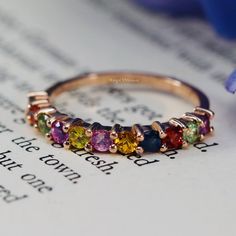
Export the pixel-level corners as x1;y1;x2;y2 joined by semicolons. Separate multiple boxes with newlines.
91;130;112;152
51;121;68;144
199;115;210;135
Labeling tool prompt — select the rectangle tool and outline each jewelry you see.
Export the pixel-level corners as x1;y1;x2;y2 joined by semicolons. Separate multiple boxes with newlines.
26;72;214;156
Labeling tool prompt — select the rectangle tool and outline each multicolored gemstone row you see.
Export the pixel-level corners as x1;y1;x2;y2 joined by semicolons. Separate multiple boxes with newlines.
26;92;214;156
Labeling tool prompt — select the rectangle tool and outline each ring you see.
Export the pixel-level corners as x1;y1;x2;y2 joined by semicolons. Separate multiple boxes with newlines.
26;72;215;156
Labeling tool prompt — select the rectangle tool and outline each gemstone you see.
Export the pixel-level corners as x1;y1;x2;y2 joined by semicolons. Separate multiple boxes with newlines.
114;131;138;154
140;130;161;152
37;113;50;135
69;126;89;149
183;121;200;144
91;130;112;152
163;126;183;149
51;121;68;144
199;115;210;135
27;105;40;125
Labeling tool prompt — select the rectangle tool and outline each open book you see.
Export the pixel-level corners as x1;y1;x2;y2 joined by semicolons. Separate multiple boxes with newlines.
0;0;235;235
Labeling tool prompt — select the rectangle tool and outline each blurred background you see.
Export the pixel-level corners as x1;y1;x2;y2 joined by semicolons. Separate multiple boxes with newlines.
135;0;236;40
134;0;236;91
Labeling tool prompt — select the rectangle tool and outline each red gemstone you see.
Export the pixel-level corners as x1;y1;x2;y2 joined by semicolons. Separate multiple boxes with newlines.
163;126;183;149
26;105;40;125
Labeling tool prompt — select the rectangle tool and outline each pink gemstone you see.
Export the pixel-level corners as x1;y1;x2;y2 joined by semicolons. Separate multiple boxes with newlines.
91;130;112;152
51;121;68;144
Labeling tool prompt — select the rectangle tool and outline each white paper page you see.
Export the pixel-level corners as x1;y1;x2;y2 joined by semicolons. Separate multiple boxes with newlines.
0;0;235;235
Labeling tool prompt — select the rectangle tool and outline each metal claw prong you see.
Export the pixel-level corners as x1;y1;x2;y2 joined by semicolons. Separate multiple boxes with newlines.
132;124;144;142
169;118;186;129
182;112;203;125
84;143;93;152
200;134;204;141
34;107;56;122
182;140;188;148
63;141;70;149
136;134;144;142
86;122;101;137
34;113;39;122
27;91;48;98
27;91;49;103
110;131;118;140
31;99;50;106
110;124;122;140
63;121;72;133
151;121;167;139
160;144;168;153
26;115;32;122
51;114;70;128
85;129;93;137
210;126;214;133
135;146;144;156
109;144;118;153
63;124;70;133
45;133;52;141
46;118;53;128
194;107;215;120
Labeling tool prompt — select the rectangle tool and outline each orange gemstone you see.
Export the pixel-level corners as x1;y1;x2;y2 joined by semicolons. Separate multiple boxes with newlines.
26;105;40;125
114;131;138;154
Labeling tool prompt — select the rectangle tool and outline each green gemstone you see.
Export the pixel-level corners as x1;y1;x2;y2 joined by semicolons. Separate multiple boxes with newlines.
37;113;50;135
69;126;89;149
183;121;200;144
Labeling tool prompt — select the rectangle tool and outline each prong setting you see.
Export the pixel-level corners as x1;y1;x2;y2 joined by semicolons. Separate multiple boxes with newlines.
63;141;70;149
85;129;93;137
200;134;204;141
160;144;168;153
109;144;117;153
110;131;118;140
84;143;93;152
169;118;186;129
151;121;167;139
194;107;215;120
46;119;53;128
182;112;204;125
210;126;214;133
132;124;144;142
135;146;144;155
110;124;122;140
182;140;188;148
63;122;71;133
45;133;52;141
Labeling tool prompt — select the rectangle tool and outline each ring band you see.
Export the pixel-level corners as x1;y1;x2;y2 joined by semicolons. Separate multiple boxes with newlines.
26;72;214;156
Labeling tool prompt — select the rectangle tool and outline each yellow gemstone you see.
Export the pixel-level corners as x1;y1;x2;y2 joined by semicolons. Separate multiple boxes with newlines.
69;126;89;149
114;131;138;154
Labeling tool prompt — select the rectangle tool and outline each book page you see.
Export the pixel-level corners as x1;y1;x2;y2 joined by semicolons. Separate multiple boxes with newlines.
0;0;235;235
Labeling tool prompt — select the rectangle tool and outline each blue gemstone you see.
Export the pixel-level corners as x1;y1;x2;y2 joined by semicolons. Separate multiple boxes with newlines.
140;130;161;152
